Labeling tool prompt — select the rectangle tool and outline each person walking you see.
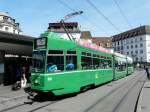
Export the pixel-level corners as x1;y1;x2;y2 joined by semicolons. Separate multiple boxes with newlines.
15;65;22;82
21;66;27;88
145;66;150;80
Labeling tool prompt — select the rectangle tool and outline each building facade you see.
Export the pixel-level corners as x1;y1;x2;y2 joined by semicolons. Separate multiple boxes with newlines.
112;25;150;64
0;31;34;85
80;31;112;49
48;22;81;40
92;37;112;48
0;12;21;34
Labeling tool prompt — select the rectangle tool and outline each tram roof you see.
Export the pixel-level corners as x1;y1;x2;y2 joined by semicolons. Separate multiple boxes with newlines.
41;32;112;56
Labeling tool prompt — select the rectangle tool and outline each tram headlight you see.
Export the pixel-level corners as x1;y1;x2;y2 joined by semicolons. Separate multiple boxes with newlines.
35;80;38;83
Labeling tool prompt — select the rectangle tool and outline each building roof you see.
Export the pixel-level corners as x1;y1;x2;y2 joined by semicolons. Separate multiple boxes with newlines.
92;37;112;47
0;12;9;17
112;25;150;42
92;37;112;41
80;31;92;39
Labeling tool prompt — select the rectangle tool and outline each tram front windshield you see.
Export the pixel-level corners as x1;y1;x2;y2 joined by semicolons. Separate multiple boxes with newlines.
32;51;46;72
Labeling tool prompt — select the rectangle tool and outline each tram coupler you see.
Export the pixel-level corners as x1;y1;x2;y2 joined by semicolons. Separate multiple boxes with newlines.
27;91;36;100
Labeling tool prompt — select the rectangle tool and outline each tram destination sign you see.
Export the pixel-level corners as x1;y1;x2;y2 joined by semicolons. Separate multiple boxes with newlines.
34;37;47;49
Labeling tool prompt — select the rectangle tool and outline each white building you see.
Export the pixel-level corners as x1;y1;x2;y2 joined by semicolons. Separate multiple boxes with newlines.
112;25;150;64
0;12;21;34
48;22;81;40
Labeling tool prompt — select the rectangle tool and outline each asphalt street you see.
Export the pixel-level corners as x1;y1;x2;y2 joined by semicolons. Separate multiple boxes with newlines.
0;70;146;112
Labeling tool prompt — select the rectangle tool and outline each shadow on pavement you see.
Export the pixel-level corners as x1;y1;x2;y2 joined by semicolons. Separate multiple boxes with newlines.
23;86;77;104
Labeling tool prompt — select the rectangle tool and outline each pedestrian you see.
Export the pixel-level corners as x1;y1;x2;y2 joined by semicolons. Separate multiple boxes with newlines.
145;66;150;80
12;64;22;90
15;64;22;82
21;66;27;88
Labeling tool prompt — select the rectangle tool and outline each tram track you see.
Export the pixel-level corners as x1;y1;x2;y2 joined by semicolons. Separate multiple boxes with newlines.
0;103;27;112
0;95;27;104
0;99;58;112
27;101;57;112
0;71;144;112
111;74;146;112
84;71;145;112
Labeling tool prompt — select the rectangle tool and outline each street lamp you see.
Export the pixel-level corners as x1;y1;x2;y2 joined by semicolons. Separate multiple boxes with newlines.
62;11;83;21
132;54;137;68
60;11;83;41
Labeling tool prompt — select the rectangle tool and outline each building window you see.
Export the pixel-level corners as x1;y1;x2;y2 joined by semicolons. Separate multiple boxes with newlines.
135;50;138;54
107;43;110;47
118;41;119;45
136;57;138;61
131;51;133;54
13;29;15;33
135;38;137;42
5;27;9;31
140;43;143;47
131;45;133;49
121;46;123;50
7;17;11;23
140;37;143;41
118;46;120;50
127;52;129;55
127;46;129;49
140;57;143;62
126;40;129;44
99;43;103;47
135;44;138;48
121;40;123;44
131;39;133;43
0;25;2;29
140;50;143;54
3;16;8;22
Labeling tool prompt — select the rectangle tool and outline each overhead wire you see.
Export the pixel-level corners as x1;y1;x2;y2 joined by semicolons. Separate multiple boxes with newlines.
86;0;120;33
57;0;109;36
113;0;132;28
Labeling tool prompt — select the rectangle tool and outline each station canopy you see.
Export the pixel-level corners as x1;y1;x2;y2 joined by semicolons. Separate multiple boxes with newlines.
0;31;35;56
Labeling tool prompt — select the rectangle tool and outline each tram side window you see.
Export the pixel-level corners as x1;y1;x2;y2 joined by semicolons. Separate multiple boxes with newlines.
100;58;112;69
93;55;100;69
66;50;77;70
121;62;127;70
128;63;132;67
81;52;92;70
115;61;126;71
47;50;64;72
106;59;112;68
115;61;119;70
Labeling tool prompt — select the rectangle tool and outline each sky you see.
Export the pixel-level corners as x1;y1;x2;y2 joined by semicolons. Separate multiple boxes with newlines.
0;0;150;37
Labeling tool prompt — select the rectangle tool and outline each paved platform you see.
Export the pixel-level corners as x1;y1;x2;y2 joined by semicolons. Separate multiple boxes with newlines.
0;84;29;102
137;78;150;112
0;71;149;112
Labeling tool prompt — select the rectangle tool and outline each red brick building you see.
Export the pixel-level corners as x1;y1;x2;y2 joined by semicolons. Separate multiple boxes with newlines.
80;31;112;48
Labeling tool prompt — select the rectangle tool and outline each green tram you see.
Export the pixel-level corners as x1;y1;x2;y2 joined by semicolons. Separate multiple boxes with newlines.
127;56;134;75
114;52;128;80
30;32;134;96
